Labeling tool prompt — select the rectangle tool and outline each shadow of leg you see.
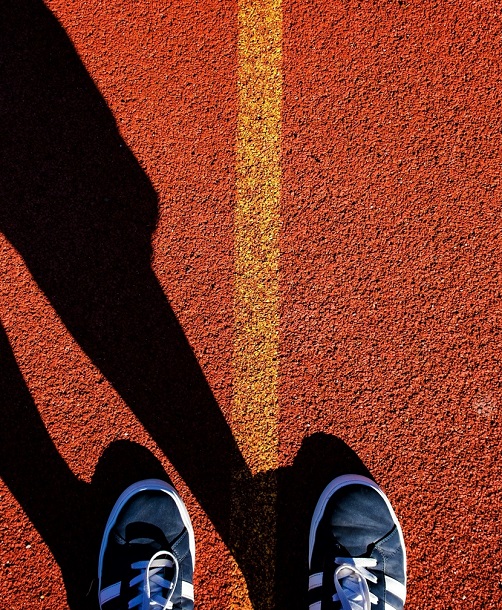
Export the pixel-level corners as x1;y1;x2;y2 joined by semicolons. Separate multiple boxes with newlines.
0;323;93;607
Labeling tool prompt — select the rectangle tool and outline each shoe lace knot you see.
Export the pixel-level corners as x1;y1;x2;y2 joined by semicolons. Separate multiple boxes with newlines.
332;557;378;610
128;550;179;610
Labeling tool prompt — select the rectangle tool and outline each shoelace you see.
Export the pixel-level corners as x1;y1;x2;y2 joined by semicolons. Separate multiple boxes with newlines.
332;557;378;610
128;550;179;610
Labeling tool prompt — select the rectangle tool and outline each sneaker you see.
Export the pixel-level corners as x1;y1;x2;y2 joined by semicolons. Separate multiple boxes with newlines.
98;479;195;610
308;474;406;610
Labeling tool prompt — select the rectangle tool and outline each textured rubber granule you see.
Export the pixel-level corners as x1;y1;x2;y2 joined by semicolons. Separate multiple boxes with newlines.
0;1;501;609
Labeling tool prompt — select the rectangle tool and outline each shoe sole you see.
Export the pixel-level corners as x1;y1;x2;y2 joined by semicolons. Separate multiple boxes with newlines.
308;473;406;584
98;478;196;586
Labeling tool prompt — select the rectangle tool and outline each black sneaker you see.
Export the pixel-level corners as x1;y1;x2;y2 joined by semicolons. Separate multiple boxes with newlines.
98;479;195;610
308;475;406;610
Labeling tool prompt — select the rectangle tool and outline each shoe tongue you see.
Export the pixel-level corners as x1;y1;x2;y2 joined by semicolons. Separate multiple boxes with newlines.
125;522;167;561
126;521;168;544
129;538;162;550
332;525;374;556
329;486;394;556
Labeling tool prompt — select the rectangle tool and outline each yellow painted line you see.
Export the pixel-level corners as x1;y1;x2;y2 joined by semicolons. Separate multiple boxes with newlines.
231;0;282;607
234;0;282;483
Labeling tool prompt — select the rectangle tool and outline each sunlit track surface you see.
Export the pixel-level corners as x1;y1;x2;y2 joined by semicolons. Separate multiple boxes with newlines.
1;1;501;609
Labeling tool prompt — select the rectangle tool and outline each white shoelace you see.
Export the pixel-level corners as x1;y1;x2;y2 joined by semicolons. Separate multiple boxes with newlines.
128;550;179;610
332;557;378;610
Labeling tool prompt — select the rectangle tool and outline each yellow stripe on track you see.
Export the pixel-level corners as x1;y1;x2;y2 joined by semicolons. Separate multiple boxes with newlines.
231;0;282;607
234;0;282;487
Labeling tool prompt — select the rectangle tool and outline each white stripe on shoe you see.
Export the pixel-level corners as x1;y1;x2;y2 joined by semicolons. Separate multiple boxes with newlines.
308;572;323;590
99;582;121;605
181;581;194;601
385;576;406;602
309;603;322;610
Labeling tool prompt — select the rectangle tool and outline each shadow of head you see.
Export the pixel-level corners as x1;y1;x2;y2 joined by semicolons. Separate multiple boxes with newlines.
91;440;172;517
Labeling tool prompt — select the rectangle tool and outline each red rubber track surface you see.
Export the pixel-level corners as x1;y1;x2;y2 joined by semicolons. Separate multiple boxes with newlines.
0;1;501;609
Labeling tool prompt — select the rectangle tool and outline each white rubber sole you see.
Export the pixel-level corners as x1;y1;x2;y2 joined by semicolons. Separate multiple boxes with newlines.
308;473;406;583
98;478;196;585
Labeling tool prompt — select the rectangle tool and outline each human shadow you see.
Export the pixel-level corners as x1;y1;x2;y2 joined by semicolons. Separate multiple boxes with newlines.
0;2;373;608
0;0;248;543
0;0;259;604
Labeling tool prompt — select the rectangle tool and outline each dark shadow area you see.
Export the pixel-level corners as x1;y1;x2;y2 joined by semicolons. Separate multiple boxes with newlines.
0;322;170;609
0;3;374;608
0;0;248;550
231;434;372;608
